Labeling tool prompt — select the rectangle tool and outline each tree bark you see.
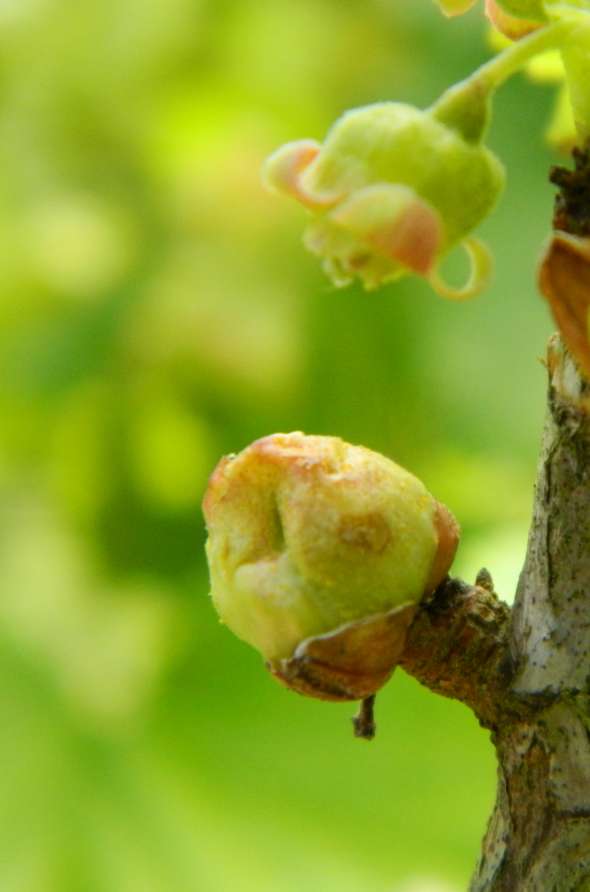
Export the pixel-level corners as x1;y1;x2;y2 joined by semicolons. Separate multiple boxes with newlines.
400;335;590;891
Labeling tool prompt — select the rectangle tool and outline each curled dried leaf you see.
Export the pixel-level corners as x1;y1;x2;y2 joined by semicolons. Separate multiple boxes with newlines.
268;603;418;702
539;231;590;379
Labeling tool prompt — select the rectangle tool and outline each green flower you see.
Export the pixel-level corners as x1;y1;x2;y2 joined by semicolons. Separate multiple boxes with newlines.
263;102;504;297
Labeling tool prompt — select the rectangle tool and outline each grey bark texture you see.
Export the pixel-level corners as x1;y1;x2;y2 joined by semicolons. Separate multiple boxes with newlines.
401;336;590;891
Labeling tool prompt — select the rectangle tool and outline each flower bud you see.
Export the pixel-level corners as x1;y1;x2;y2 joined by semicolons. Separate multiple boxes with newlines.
203;433;459;701
262;102;504;295
485;0;543;38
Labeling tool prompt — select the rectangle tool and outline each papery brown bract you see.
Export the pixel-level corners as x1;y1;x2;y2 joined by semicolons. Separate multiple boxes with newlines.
539;231;590;379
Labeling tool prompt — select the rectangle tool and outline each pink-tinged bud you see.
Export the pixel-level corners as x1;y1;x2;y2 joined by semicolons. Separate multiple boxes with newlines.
436;0;478;15
539;231;590;380
485;0;541;39
203;433;460;701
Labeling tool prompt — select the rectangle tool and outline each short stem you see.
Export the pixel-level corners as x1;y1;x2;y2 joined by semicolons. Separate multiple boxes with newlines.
399;576;514;730
476;18;581;91
352;695;376;741
431;17;586;142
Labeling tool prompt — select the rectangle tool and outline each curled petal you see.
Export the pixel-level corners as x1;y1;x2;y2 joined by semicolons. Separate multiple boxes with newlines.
261;140;338;209
539;232;590;379
436;0;478;16
429;236;493;300
329;184;443;276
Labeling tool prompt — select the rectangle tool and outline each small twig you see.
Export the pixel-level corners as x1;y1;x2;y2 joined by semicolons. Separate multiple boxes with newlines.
352;695;376;740
400;576;514;729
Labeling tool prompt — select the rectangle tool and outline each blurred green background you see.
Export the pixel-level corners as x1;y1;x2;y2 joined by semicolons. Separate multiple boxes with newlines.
0;2;562;890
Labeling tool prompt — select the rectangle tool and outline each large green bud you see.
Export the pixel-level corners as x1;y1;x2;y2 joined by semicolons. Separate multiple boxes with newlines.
203;433;459;701
262;101;504;295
